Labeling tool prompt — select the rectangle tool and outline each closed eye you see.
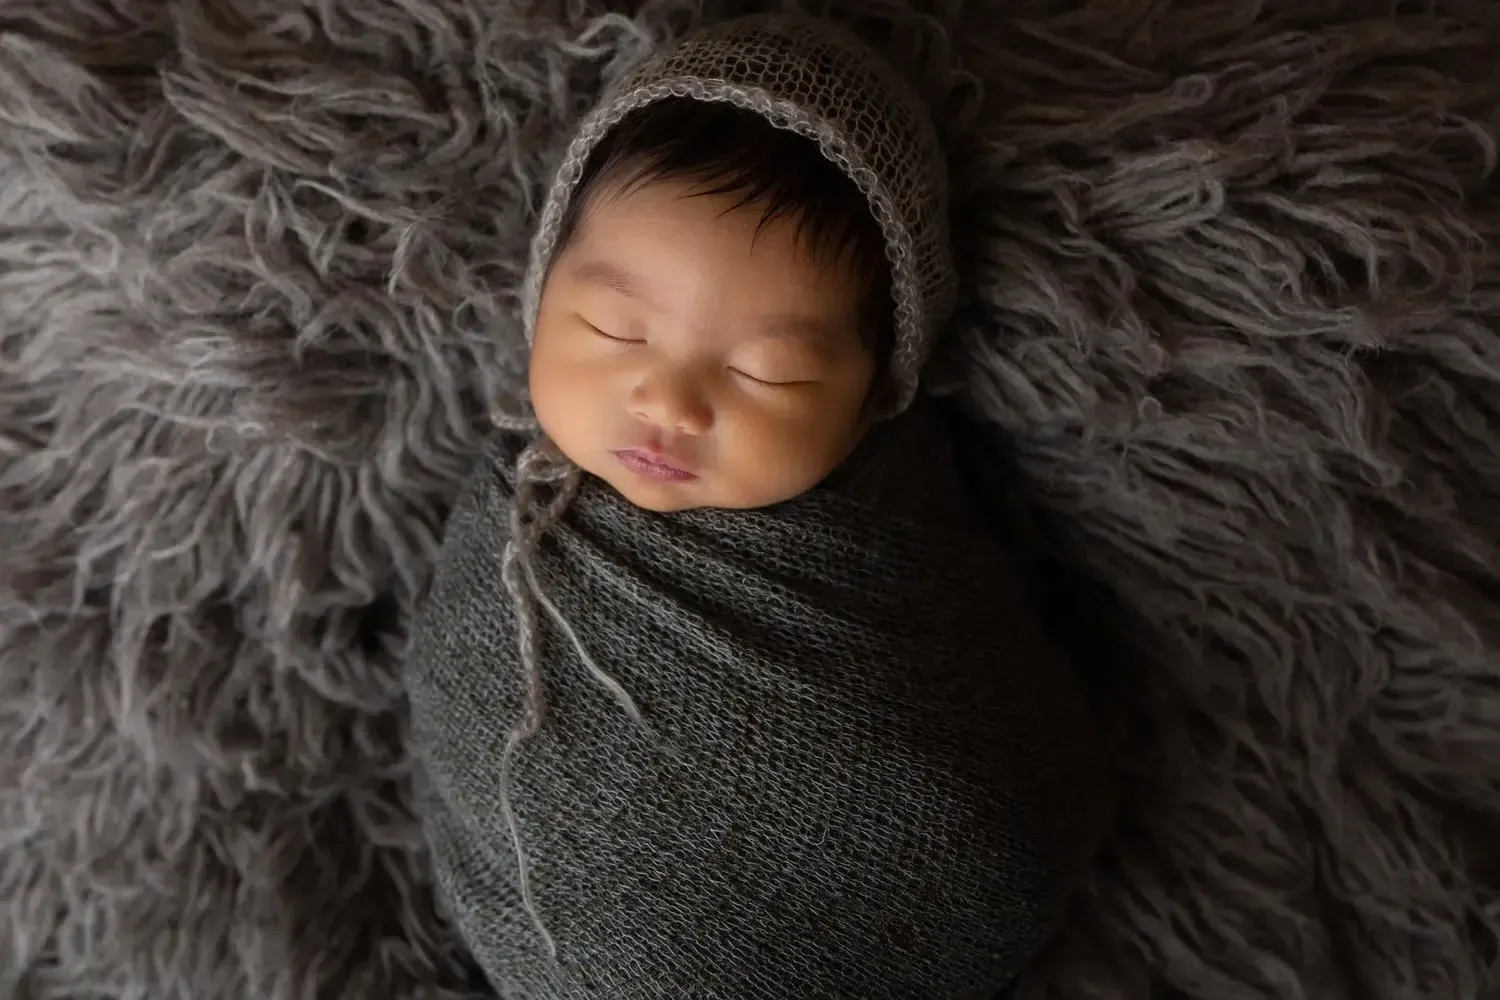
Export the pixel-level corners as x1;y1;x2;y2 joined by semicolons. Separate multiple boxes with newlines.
583;320;643;344
729;368;814;388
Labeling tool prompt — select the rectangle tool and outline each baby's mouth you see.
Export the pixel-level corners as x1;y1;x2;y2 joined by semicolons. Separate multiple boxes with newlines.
613;448;698;483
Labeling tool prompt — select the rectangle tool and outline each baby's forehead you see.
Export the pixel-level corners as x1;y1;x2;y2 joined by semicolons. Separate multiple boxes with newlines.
567;181;855;287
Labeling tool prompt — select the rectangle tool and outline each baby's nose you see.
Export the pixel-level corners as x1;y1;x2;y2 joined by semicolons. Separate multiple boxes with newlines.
627;370;713;436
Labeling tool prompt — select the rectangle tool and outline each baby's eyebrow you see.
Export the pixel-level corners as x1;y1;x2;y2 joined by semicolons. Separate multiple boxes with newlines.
569;259;661;310
570;259;842;349
755;315;837;347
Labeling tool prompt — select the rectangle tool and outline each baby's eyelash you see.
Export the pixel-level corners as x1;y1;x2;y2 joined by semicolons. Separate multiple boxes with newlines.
728;368;810;388
586;322;642;344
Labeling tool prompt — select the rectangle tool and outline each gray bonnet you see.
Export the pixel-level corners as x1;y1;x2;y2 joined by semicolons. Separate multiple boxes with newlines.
518;12;958;415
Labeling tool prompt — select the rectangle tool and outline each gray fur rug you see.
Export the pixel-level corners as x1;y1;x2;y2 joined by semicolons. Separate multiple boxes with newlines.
4;0;1500;997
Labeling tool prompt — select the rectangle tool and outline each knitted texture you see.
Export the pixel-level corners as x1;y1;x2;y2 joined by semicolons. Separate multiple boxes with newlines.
518;12;956;415
406;400;1107;998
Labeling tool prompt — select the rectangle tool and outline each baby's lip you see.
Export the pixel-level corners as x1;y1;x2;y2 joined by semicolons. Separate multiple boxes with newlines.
614;447;698;482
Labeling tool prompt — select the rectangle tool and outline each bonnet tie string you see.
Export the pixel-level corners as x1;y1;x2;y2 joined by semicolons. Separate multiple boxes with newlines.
489;406;644;961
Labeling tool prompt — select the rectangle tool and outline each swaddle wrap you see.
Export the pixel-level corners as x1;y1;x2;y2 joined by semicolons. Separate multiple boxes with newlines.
404;12;1107;998
407;401;1106;998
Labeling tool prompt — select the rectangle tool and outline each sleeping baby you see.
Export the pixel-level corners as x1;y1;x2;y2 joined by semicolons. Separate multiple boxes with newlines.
405;13;1108;999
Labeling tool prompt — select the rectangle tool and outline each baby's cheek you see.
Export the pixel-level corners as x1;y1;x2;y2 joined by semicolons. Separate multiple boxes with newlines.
717;404;862;507
529;348;607;470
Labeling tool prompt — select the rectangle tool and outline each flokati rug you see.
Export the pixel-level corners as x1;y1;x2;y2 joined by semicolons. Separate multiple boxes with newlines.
3;0;1500;998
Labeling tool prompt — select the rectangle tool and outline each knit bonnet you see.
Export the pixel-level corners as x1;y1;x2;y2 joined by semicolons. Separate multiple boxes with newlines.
519;11;958;415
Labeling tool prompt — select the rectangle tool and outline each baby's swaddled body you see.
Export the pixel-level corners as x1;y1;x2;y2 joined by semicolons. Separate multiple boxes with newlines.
407;399;1105;999
403;13;1109;998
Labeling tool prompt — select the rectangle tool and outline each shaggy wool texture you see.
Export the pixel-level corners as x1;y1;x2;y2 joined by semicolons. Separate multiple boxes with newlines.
3;0;1499;998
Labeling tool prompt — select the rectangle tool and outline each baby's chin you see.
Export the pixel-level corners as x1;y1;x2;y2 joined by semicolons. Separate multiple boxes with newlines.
608;475;706;513
576;457;710;512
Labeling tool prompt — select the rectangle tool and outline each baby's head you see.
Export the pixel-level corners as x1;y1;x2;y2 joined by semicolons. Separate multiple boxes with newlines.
517;14;958;513
529;98;893;512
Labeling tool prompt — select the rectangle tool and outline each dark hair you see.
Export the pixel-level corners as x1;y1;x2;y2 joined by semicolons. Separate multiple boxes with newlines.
549;98;895;376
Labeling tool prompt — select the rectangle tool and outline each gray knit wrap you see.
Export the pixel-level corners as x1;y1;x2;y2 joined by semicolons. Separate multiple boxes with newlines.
407;400;1108;998
518;12;956;415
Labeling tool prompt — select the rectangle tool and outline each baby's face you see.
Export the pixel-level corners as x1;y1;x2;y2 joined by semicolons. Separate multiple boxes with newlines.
529;177;876;512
